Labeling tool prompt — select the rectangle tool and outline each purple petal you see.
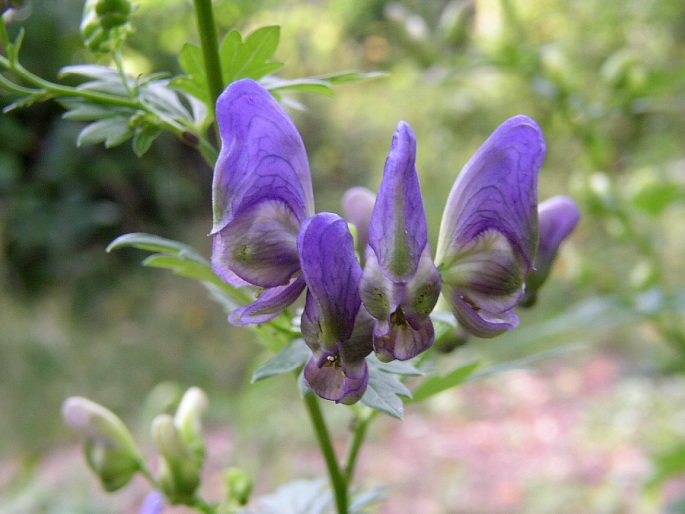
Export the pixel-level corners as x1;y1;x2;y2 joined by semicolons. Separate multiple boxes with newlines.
140;492;164;514
211;79;314;235
536;195;580;267
228;276;306;325
436;116;545;337
373;312;435;362
303;353;369;405
521;195;580;305
212;199;301;288
444;288;520;338
436;115;545;272
298;213;362;349
368;121;429;281
342;187;376;258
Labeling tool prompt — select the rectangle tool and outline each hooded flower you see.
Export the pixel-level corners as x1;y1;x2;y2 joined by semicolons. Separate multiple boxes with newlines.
435;115;545;338
359;122;442;361
298;212;374;404
210;79;314;325
520;195;580;306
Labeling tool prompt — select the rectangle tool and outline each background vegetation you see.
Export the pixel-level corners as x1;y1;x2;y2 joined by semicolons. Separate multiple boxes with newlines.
2;0;685;511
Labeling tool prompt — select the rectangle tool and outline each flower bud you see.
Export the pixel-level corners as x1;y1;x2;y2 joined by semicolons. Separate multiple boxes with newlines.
151;414;202;502
62;397;142;491
225;467;253;506
174;387;208;463
80;0;132;52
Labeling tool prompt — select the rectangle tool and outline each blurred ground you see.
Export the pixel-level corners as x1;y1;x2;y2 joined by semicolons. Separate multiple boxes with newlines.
4;350;685;514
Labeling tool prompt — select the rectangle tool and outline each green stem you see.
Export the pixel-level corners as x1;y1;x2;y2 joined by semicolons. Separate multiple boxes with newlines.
192;0;224;122
303;393;348;514
343;412;375;486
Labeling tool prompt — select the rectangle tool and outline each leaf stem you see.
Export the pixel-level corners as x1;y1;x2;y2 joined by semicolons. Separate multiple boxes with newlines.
303;393;348;514
192;0;224;122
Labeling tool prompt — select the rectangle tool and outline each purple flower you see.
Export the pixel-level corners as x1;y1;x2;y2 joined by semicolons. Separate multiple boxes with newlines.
298;212;374;404
140;492;164;514
435;116;545;338
359;122;442;361
520;195;580;306
210;79;314;325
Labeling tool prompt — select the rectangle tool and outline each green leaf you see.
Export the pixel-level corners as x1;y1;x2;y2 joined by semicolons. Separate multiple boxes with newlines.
361;360;412;419
2;91;52;113
251;339;310;383
107;232;208;261
60;64;122;81
221;26;284;84
647;444;685;491
410;362;479;403
132;125;161;157
256;479;332;514
368;354;422;376
315;70;389;85
61;102;123;121
263;76;334;96
141;254;221;284
172;43;210;106
630;181;685;215
76;117;134;147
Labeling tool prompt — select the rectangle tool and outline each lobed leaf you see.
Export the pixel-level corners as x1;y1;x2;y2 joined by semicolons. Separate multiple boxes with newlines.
251;339;310;383
361;362;412;419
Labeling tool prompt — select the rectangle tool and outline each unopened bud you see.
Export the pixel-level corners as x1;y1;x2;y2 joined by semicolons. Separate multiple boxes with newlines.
62;396;141;491
174;387;208;463
225;467;253;506
151;414;201;502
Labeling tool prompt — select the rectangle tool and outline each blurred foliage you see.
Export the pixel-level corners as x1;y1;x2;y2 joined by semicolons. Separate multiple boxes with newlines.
2;0;685;509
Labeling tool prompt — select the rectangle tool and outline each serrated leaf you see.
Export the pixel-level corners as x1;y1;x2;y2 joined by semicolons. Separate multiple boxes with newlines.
410;362;479;403
76;117;133;147
132;125;161;157
252;339;310;382
361;365;412;419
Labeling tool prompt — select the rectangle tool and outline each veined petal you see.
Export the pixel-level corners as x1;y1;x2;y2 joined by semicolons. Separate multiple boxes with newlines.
436;115;545;272
228;276;306;326
211;79;314;235
211;200;301;288
304;353;369;405
369;121;429;281
444;287;520;338
436;116;544;337
521;195;580;306
374;311;435;362
298;213;362;350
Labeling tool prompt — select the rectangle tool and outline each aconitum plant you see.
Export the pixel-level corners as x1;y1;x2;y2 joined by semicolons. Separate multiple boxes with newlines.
1;1;580;513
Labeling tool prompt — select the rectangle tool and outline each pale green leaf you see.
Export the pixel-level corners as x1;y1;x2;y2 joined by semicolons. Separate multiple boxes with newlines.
251;339;310;382
410;362;479;403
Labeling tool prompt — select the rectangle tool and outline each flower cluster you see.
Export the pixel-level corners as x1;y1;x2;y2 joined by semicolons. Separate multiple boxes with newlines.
211;79;579;404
